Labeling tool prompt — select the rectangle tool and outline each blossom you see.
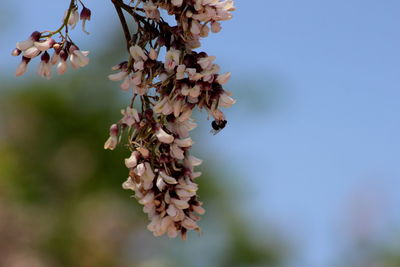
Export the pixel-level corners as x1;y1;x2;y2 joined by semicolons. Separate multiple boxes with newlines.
15;57;30;76
144;1;160;21
156;128;174;144
108;71;128;81
164;49;180;71
69;45;89;69
80;7;92;34
64;7;79;29
218;91;236;108
50;44;61;65
121;107;140;127
160;171;178;184
34;38;55;52
16;31;41;51
211;21;222;33
23;46;40;58
37;51;52;79
125;151;139;168
129;45;148;62
57;50;68;75
171;0;183;7
122;177;136;191
216;72;231;84
104;124;119;150
149;48;158;60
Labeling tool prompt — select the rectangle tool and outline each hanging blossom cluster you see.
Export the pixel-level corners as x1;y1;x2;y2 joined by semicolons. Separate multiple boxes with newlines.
12;1;91;79
12;0;235;240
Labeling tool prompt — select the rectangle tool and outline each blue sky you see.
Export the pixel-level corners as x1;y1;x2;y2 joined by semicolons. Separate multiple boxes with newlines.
2;1;400;266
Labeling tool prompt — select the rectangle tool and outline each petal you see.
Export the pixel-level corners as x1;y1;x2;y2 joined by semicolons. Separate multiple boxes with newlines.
160;171;178;184
156;128;174;144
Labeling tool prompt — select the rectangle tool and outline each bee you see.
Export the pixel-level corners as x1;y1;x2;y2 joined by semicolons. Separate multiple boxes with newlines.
210;120;227;135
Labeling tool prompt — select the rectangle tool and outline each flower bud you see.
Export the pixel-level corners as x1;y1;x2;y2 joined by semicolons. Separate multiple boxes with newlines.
211;21;222;33
109;124;119;136
15;57;30;77
38;51;52;79
30;31;41;41
80;7;91;21
80;7;92;34
11;48;21;56
40;51;50;63
104;124;119;150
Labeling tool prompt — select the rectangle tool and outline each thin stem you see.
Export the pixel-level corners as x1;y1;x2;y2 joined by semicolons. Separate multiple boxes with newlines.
112;0;132;50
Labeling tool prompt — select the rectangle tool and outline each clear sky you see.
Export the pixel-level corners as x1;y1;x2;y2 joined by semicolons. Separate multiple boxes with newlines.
2;1;400;266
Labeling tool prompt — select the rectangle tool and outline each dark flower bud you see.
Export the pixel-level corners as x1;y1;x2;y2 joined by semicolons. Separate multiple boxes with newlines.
109;124;119;136
41;51;50;63
11;48;21;56
80;7;91;21
59;50;68;61
30;31;41;41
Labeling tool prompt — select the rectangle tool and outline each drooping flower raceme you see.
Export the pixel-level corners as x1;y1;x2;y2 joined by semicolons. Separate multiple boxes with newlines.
12;1;91;78
13;0;235;240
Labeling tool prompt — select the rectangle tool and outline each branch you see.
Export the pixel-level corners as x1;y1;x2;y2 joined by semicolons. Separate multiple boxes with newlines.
112;0;132;50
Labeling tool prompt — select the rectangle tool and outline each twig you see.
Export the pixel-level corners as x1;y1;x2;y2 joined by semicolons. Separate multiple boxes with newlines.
112;0;132;50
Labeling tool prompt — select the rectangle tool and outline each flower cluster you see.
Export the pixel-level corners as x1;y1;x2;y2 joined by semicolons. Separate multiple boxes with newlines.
105;0;235;239
157;0;234;49
12;1;91;79
12;0;235;240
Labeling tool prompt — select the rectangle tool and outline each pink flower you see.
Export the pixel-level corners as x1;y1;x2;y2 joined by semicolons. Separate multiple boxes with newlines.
34;38;55;52
80;7;92;34
190;20;201;35
129;45;148;61
198;56;216;70
211;21;222;33
104;124;119;150
16;31;41;51
23;46;40;58
69;46;90;69
149;48;158;60
216;72;231;84
171;0;183;7
15;57;30;77
176;64;186;80
108;70;128;81
160;171;178;184
144;2;161;21
121;107;140;127
218;91;236;108
164;49;180;71
122;177;136;191
125;151;140;168
57;51;68;75
64;7;79;29
156;128;174;144
37;51;52;79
